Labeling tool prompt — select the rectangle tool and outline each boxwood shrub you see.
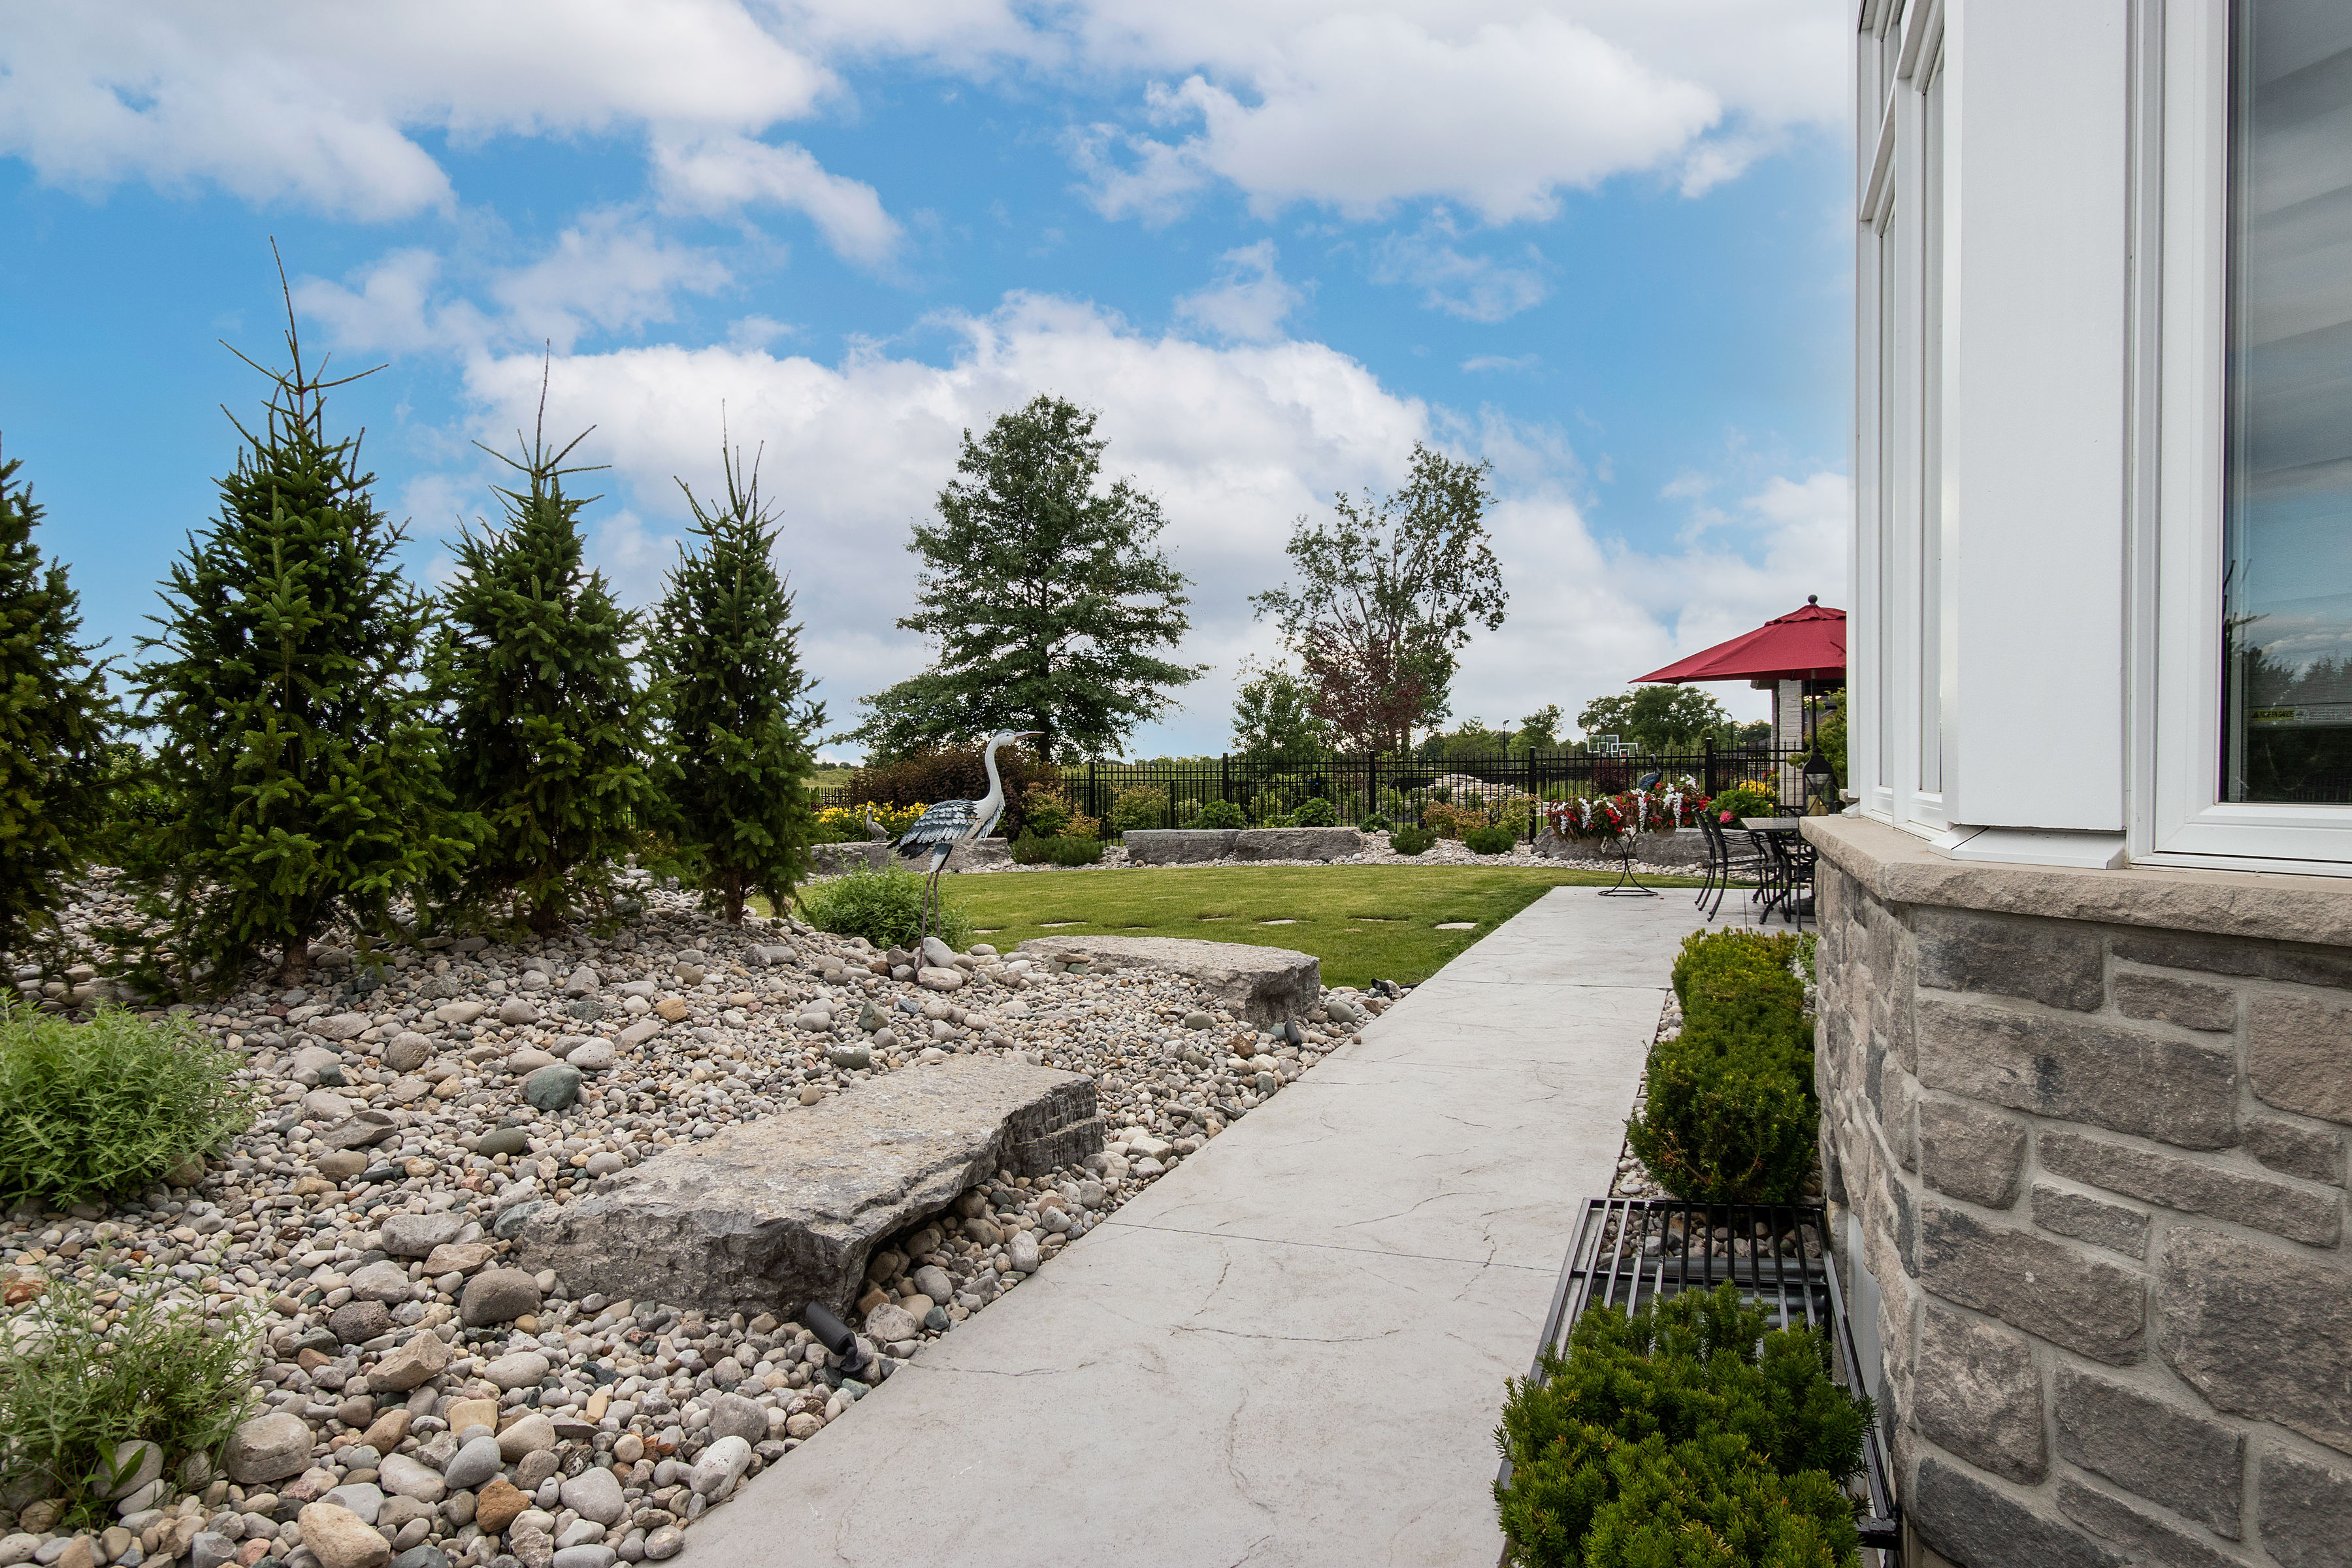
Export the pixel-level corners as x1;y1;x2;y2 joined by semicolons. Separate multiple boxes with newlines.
1011;834;1106;867
1388;825;1437;856
1494;1282;1871;1567
1625;930;1817;1203
1464;824;1517;855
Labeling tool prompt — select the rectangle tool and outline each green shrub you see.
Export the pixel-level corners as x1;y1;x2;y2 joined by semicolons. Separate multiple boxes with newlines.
1708;781;1781;822
1290;796;1339;827
1464;824;1517;855
793;864;972;951
1363;813;1394;832
1011;834;1106;867
0;1266;261;1531
1195;799;1247;830
1107;785;1167;837
1627;930;1817;1203
1018;788;1074;840
1390;825;1437;856
1494;1283;1869;1568
0;1009;253;1205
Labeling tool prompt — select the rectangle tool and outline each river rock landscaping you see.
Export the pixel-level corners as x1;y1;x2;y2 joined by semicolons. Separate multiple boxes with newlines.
0;870;1388;1568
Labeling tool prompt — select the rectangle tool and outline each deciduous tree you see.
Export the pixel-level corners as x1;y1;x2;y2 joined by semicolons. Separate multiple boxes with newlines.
1575;685;1735;753
1229;659;1330;769
1252;443;1507;752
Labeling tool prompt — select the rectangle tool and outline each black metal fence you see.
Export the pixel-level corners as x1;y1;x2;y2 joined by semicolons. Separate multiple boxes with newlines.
819;744;1812;842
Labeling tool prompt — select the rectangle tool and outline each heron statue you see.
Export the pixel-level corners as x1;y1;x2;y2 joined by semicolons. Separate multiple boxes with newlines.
862;803;890;841
894;729;1042;945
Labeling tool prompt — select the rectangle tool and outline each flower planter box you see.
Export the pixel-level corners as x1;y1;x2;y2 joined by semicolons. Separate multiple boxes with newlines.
1502;1196;1901;1558
1532;826;1711;866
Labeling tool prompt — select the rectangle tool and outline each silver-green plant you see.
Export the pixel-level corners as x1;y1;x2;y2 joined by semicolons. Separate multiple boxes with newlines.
0;1007;253;1205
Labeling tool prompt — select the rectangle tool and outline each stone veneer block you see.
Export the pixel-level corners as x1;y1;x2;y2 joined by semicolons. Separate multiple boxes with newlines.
2038;1128;2341;1247
1914;996;2239;1150
2053;1366;2245;1536
1914;1306;2046;1482
2257;1448;2352;1568
2244;1115;2347;1185
2246;994;2352;1126
1918;1098;2027;1207
1916;905;2104;1011
1912;1458;2127;1568
2055;1479;2240;1568
2156;1230;2352;1456
2112;971;2238;1033
1919;1203;2146;1364
2111;928;2352;990
2031;1184;2151;1259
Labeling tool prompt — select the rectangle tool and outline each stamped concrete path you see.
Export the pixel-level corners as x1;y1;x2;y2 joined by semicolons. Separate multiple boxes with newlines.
692;887;1711;1568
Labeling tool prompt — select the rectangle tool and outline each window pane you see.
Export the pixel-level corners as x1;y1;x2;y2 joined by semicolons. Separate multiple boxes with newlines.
2223;0;2352;803
1920;65;1944;793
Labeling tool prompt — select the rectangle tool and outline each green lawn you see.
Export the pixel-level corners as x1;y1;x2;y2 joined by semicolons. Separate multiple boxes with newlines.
933;864;1702;988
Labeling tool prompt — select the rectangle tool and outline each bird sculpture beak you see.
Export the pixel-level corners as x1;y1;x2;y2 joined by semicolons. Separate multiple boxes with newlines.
1014;730;1043;740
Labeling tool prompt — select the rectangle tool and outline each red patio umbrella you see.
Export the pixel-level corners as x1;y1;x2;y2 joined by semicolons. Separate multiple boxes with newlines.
1632;596;1845;685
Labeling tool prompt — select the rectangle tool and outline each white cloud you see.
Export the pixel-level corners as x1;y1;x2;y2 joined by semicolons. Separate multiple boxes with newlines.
650;133;901;265
294;217;732;357
1174;242;1309;343
408;291;1840;756
0;1;835;219
1371;222;1550;322
1462;354;1539;374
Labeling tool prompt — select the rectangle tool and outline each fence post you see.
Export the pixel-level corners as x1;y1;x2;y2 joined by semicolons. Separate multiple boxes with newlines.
1367;750;1378;824
1086;759;1097;826
1221;753;1231;805
1168;777;1177;829
1703;736;1717;798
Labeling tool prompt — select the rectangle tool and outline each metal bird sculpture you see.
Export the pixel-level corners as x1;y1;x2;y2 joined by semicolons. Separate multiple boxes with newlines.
862;803;890;841
894;729;1042;945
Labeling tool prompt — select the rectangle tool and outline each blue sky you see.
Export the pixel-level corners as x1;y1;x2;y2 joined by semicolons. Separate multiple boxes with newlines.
0;1;1853;760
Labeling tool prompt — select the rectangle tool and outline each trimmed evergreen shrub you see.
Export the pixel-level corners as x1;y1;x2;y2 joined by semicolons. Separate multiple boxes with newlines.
1627;930;1817;1203
0;449;116;964
124;307;473;990
1195;799;1247;830
1107;785;1167;836
0;1264;260;1531
0;1007;253;1204
794;864;972;951
1464;823;1517;855
650;444;824;924
1389;825;1437;855
1494;1282;1870;1568
434;418;658;933
1011;834;1106;866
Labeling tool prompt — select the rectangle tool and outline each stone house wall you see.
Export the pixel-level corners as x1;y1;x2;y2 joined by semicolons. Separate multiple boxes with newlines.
1803;817;2352;1568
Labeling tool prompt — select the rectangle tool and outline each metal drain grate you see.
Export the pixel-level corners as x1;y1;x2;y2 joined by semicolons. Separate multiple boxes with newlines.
1503;1197;1901;1558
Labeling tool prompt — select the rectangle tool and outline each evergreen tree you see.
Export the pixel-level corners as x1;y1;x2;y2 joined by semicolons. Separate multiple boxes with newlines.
127;315;472;990
0;444;115;963
650;442;824;924
434;408;657;933
849;394;1203;762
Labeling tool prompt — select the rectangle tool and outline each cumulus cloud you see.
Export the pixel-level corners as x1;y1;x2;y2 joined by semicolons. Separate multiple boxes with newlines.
650;133;901;265
0;1;834;219
1174;242;1311;342
397;291;1838;755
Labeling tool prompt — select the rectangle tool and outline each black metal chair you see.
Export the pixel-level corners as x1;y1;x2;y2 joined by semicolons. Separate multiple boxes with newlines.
1697;811;1767;923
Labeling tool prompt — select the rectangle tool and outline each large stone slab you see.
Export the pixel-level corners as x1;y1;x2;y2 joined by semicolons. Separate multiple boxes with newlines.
1122;829;1238;864
1013;935;1320;1023
515;1058;1100;1318
813;840;1013;876
1232;826;1364;861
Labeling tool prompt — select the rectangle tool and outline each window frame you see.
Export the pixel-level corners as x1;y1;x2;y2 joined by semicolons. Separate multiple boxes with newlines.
2141;0;2352;872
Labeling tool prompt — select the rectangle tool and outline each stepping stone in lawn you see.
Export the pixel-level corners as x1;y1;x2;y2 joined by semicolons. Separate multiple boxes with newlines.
1435;922;1476;930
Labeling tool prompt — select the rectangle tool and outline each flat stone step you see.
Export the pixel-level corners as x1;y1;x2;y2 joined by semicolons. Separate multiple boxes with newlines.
516;1058;1100;1319
1013;935;1320;1024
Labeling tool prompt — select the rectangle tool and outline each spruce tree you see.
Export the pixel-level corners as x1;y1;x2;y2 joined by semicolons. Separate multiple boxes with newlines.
649;444;824;924
127;317;472;991
0;444;115;964
434;410;657;933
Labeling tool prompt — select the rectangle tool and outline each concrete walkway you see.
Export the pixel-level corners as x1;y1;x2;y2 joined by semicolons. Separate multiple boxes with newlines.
691;887;1710;1568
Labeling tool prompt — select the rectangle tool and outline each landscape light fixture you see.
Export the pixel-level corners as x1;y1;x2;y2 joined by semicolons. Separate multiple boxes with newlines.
1802;749;1836;808
800;1301;868;1377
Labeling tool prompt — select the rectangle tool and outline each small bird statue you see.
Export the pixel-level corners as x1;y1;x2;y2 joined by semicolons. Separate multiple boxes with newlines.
862;803;890;841
894;729;1042;945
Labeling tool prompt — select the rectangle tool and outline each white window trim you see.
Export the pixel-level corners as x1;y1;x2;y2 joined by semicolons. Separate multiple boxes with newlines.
2139;0;2352;871
1855;0;1948;837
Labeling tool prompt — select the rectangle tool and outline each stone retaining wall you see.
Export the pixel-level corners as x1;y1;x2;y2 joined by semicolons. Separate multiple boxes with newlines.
1805;816;2352;1568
